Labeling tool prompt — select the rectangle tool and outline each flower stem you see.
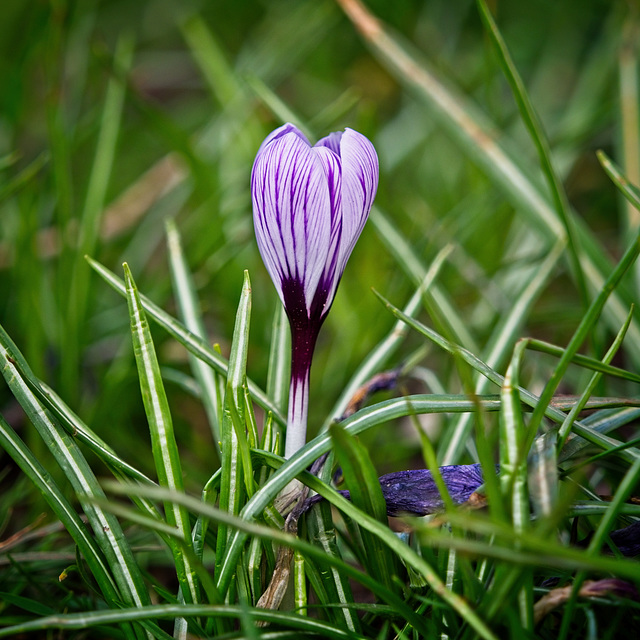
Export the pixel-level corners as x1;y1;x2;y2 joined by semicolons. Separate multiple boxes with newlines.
284;366;310;459
284;326;318;459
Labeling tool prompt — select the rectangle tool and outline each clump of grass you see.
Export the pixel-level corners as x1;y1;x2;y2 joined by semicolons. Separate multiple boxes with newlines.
2;0;640;638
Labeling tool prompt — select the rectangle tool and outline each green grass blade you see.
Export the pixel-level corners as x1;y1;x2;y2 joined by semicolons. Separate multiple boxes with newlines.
330;423;398;591
323;243;453;430
123;263;200;610
476;0;586;305
166;220;222;458
215;271;251;576
0;603;372;640
557;306;634;450
0;326;151;617
266;303;290;418
86;256;285;425
64;34;134;397
598;150;640;212
0;415;122;608
439;239;564;464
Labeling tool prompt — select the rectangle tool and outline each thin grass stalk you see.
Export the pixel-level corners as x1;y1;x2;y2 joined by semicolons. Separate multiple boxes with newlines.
123;264;200;615
87;256;285;425
293;550;307;616
440;239;564;464
64;34;133;397
557;306;634;450
0;329;151;638
499;342;533;630
476;0;586;306
0;603;371;640
619;12;640;245
215;272;251;578
166;220;222;458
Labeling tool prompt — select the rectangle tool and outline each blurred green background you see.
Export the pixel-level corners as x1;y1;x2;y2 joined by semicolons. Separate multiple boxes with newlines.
0;0;630;489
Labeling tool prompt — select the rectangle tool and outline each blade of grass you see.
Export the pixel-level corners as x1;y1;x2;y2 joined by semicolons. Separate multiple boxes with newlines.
166;220;222;459
557;306;634;450
330;423;398;592
476;0;586;306
215;271;251;578
0;603;370;640
64;34;134;398
0;415;124;612
123;263;200;612
86;256;285;425
0;325;151;629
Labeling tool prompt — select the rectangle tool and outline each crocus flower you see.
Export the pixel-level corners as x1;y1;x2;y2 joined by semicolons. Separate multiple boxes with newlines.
252;123;378;458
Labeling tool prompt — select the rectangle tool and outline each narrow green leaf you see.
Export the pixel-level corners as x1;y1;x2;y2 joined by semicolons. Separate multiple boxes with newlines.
123;263;200;608
0;415;122;608
166;219;222;459
330;423;398;591
476;0;586;305
0;325;151;618
86;256;285;426
216;271;251;575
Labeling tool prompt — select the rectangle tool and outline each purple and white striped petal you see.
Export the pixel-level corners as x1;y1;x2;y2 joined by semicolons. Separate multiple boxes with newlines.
252;130;334;319
332;128;378;277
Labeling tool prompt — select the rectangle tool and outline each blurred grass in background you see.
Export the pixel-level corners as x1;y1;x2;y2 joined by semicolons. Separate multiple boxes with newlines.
1;0;640;636
0;0;624;479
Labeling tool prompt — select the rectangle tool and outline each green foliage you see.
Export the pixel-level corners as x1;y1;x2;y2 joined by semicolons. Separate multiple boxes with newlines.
2;0;640;638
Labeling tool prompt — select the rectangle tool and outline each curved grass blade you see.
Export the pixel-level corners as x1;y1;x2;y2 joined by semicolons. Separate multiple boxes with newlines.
476;0;586;305
0;326;151;625
124;263;200;610
215;272;251;578
86;256;285;426
0;416;123;611
0;603;370;640
166;220;222;459
598;150;640;212
330;423;398;592
557;305;634;450
335;0;640;365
